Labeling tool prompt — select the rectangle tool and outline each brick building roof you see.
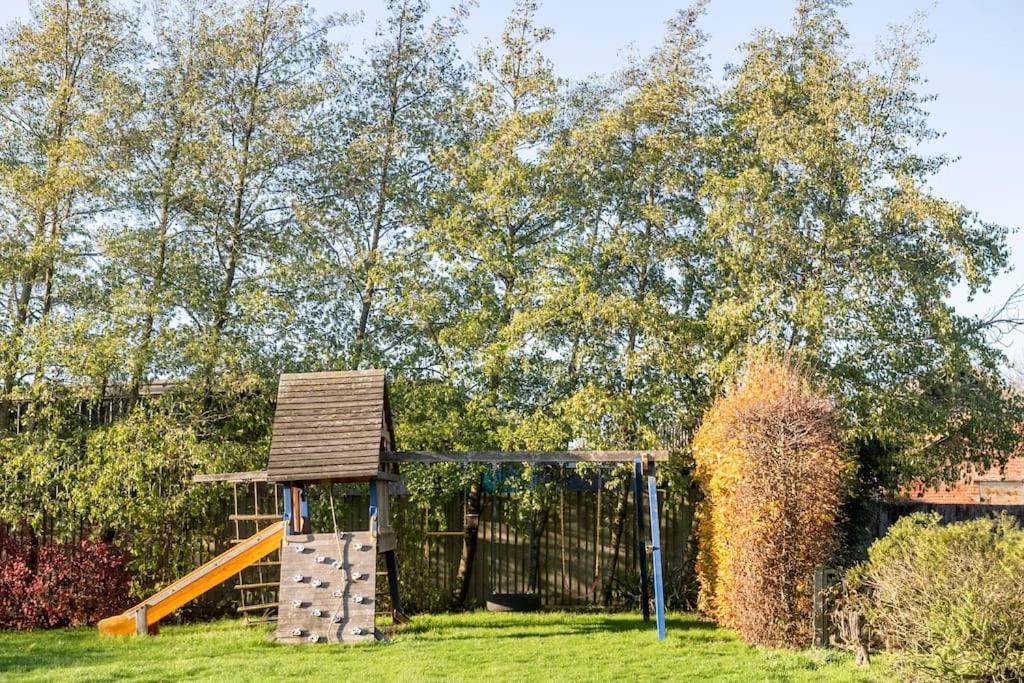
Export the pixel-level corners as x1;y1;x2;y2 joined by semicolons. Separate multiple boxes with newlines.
899;457;1024;505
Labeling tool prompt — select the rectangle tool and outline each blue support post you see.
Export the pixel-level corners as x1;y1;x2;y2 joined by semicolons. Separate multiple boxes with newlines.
283;483;308;534
282;484;293;529
368;478;379;538
647;462;667;641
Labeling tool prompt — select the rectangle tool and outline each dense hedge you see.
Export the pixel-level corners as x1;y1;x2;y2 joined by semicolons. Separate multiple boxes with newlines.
692;358;849;647
848;513;1024;682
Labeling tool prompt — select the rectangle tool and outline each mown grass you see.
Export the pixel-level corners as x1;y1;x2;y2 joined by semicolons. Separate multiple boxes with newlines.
0;611;888;682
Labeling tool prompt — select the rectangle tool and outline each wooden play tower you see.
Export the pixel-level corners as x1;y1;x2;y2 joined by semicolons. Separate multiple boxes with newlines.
266;369;400;643
99;369;668;644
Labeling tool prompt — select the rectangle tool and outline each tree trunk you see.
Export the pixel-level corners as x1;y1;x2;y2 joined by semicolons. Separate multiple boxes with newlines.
0;214;48;429
527;504;550;593
453;472;483;608
600;231;652;607
350;12;407;370
130;128;183;404
602;475;632;606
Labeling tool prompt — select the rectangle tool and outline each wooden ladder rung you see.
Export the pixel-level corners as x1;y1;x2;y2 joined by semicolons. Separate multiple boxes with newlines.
229;514;282;521
251;560;280;567
234;582;279;590
237;602;278;613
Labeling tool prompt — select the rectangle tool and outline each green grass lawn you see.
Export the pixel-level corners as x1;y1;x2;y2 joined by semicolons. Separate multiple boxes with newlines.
0;611;887;682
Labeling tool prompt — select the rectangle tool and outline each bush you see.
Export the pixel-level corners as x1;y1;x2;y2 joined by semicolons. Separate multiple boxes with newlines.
692;357;849;647
0;535;133;629
0;390;268;599
853;512;1024;682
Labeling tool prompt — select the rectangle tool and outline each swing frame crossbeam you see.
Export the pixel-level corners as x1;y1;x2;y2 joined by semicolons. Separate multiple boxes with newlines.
382;450;668;464
198;449;671;643
385;449;670;642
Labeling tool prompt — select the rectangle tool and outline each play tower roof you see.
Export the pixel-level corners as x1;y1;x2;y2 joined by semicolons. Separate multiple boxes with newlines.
266;370;395;483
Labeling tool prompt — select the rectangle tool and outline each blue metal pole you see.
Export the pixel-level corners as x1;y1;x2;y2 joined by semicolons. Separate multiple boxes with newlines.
282;484;293;528
368;479;379;537
647;463;667;641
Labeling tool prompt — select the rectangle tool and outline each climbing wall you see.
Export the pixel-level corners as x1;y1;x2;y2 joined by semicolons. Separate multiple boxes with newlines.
274;531;377;644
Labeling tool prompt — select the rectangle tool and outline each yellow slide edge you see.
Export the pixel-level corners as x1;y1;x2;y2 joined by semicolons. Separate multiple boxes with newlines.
97;521;285;636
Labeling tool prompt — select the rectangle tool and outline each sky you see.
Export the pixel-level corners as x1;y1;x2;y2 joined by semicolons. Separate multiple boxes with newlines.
1;0;1022;368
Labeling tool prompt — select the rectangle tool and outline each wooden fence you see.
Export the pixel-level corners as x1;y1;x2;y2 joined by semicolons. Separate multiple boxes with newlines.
228;477;697;617
876;501;1024;537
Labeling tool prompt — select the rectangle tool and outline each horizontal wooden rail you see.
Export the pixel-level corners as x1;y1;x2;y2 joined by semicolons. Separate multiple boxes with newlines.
193;470;268;484
236;602;279;613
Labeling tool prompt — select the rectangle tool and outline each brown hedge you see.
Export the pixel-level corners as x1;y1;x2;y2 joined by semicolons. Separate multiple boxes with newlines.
692;357;849;647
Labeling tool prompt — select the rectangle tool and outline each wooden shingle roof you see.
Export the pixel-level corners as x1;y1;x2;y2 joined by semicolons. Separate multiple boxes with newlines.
266;370;394;483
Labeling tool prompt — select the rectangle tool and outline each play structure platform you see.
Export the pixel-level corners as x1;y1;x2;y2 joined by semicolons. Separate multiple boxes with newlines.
98;521;285;636
98;369;668;642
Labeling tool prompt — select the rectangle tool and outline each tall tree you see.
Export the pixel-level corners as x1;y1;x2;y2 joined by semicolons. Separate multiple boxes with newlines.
176;0;337;386
298;0;467;371
403;0;563;606
545;3;711;605
100;0;212;401
0;0;138;423
702;0;1021;486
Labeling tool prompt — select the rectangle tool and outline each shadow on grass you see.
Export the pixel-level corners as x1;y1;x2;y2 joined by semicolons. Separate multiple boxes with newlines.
0;614;724;676
398;612;718;642
0;629;119;676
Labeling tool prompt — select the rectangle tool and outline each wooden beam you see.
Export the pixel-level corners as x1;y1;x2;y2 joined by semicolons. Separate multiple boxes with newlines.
382;450;669;464
192;470;268;484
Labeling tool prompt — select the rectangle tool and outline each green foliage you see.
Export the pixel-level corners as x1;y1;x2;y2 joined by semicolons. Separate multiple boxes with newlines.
0;388;269;596
702;0;1020;486
851;513;1024;682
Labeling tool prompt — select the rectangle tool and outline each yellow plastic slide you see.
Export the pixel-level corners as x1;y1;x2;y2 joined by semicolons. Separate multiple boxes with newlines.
98;521;285;636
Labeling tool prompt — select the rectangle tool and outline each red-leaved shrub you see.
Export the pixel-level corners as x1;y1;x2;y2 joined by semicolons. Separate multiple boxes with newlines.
0;535;133;629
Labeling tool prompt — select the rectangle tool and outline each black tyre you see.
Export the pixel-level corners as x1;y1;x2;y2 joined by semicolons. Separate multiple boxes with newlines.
485;592;541;612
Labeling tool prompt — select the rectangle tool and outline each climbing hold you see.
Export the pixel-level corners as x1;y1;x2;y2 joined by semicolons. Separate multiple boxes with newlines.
291;599;303;608
294;545;306;553
290;628;303;637
353;595;366;604
332;589;343;598
311;578;323;588
331;560;343;570
350;571;363;580
292;574;304;582
315;555;326;564
310;609;322;617
350;626;365;636
308;633;320;643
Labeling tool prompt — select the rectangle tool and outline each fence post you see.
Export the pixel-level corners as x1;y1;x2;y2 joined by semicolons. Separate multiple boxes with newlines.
812;566;839;647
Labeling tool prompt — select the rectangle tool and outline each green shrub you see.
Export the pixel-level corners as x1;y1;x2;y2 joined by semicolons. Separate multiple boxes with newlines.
855;512;1024;682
